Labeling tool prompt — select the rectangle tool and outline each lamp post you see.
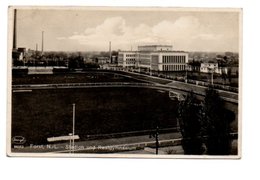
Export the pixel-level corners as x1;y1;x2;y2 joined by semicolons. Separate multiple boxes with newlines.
155;125;159;155
211;71;214;85
207;67;216;85
211;68;216;85
69;133;72;153
72;103;75;153
185;64;188;83
149;125;159;155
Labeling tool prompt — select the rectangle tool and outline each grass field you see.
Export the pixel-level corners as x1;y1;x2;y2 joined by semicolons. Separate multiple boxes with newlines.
12;86;179;146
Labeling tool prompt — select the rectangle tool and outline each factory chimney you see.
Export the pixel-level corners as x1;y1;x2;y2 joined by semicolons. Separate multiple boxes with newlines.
109;41;111;63
41;31;44;55
13;9;17;50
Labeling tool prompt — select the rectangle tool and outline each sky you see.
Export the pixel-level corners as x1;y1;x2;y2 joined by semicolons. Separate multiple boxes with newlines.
15;8;241;52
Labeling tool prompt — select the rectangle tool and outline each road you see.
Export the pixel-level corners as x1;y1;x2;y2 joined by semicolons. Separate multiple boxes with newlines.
115;70;238;103
11;132;182;153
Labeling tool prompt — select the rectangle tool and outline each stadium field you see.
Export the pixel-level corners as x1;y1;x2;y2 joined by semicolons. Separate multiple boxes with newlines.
12;87;179;146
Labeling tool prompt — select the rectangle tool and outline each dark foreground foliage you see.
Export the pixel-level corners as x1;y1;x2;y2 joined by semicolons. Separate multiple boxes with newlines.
203;86;235;155
178;91;204;155
178;87;236;155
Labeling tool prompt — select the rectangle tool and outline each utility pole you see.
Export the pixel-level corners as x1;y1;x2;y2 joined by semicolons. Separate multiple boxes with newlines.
185;64;188;83
155;125;159;155
72;103;76;153
210;67;215;85
13;9;17;50
69;133;72;153
208;67;215;85
211;71;214;85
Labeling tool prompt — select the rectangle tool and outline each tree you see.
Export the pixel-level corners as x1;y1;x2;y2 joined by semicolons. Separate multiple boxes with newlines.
68;55;85;69
227;68;232;84
178;91;204;155
202;86;235;155
221;70;227;85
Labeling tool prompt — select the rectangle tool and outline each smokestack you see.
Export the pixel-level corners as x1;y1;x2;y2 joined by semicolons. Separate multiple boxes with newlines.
41;31;44;55
13;9;17;50
36;43;38;53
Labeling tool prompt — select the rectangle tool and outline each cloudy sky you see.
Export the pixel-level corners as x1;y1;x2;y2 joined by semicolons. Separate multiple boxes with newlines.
15;8;240;52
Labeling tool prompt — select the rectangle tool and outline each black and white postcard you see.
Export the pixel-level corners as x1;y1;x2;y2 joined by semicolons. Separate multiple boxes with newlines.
7;6;242;158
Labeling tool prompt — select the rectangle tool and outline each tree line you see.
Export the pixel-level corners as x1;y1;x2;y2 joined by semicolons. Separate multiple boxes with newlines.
177;86;236;155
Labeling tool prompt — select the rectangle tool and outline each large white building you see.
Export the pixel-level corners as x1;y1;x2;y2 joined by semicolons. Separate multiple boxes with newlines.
118;45;188;72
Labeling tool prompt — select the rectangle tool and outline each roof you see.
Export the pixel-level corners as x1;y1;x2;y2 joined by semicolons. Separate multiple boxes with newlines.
118;50;187;53
138;45;172;47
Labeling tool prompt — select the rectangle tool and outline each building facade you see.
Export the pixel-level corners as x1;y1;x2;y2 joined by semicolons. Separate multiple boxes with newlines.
200;63;228;74
118;45;188;72
118;51;138;68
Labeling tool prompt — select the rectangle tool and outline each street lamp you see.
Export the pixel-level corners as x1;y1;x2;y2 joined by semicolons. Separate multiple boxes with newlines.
207;67;216;85
185;64;188;83
69;133;73;153
72;103;76;153
149;125;159;155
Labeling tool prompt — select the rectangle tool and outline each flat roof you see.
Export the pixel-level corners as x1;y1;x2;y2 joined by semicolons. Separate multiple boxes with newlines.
118;50;187;53
138;45;172;47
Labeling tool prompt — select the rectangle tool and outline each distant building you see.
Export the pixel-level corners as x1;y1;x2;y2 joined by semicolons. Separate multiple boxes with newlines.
118;45;188;72
118;51;137;68
111;55;117;64
26;49;35;57
96;56;110;64
200;62;218;73
200;62;227;74
187;64;200;72
12;47;26;62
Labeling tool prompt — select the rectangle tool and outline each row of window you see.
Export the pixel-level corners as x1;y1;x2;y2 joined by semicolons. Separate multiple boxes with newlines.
162;55;186;64
126;59;135;64
126;58;135;62
162;65;186;71
125;54;136;57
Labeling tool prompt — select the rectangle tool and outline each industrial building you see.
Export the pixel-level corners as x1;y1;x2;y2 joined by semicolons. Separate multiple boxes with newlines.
118;45;188;72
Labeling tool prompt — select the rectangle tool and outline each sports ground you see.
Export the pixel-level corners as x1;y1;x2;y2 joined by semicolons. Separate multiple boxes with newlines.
12;72;179;148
